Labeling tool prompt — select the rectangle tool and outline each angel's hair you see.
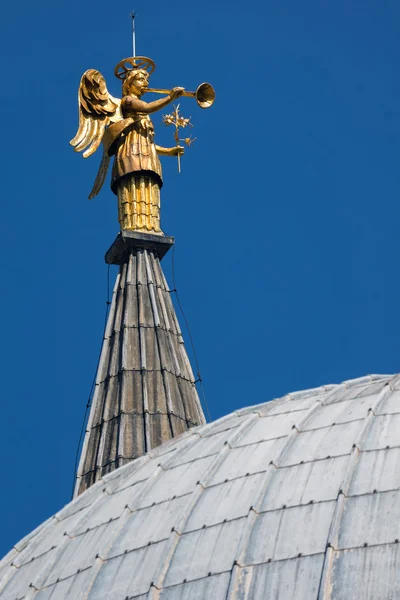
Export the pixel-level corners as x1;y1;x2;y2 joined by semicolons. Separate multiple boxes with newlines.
122;69;149;96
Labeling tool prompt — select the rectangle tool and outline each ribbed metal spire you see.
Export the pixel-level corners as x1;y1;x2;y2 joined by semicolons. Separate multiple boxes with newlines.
74;232;205;496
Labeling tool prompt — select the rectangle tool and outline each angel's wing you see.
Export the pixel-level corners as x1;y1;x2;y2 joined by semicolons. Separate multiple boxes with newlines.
70;69;122;159
88;151;110;200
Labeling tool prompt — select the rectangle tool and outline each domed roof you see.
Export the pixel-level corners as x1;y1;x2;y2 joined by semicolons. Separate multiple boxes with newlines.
1;373;400;599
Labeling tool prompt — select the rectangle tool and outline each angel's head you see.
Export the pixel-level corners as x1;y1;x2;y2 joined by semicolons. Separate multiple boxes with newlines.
122;69;150;97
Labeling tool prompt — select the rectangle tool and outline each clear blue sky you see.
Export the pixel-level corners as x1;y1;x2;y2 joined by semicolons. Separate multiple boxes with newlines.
1;0;399;556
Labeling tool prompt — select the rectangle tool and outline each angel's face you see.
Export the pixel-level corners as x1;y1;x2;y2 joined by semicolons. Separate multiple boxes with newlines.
128;70;149;96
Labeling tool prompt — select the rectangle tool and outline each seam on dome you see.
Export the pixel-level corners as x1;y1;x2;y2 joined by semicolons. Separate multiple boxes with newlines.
301;415;370;431
158;446;237;470
225;410;366;453
222;417;368;451
285;388;332;401
233;390;332;418
200;452;352;491
323;540;400;553
322;381;391;407
235;548;326;570
234;389;329;416
55;504;93;523
316;381;393;599
101;538;168;563
196;426;242;439
375;409;400;416
179;500;338;537
357;444;400;454
256;405;321;417
342;374;392;386
13;544;67;569
226;434;287;450
121;491;193;517
343;486;400;499
321;393;386;408
67;516;125;539
31;566;92;593
257;411;372;428
145;569;232;597
200;422;243;438
232;380;364;418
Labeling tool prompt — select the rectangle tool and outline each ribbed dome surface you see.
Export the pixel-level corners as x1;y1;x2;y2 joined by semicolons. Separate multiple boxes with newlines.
1;373;400;600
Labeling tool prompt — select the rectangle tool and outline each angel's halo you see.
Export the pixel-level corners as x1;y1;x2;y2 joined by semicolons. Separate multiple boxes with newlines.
114;56;156;81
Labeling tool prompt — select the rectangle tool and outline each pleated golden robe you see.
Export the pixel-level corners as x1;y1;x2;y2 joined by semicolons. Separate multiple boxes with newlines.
111;113;163;233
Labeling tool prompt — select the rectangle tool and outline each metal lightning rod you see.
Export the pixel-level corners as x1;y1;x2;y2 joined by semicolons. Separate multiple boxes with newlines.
130;11;136;56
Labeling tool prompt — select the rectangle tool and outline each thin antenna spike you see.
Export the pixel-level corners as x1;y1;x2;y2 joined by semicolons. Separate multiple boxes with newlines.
130;11;136;57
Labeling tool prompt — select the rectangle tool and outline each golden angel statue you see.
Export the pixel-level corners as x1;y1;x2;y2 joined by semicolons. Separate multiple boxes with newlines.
70;57;187;234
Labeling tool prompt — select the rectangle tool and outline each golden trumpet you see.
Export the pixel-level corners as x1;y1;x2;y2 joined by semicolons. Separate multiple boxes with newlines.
144;82;215;109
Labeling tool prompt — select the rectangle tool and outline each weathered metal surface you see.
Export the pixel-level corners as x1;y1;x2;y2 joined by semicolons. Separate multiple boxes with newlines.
74;246;205;497
245;501;336;564
1;374;400;599
279;419;366;466
235;555;324;599
260;456;349;510
329;545;400;600
349;447;400;494
105;230;175;264
159;572;231;599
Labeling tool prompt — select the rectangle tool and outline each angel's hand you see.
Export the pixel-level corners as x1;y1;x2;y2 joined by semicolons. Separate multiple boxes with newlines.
171;145;185;156
169;87;185;101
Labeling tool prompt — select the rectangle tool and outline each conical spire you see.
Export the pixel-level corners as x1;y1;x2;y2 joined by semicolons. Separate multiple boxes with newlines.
74;232;205;497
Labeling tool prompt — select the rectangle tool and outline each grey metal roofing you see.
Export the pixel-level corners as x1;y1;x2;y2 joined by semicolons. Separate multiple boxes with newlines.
2;373;400;599
75;244;205;497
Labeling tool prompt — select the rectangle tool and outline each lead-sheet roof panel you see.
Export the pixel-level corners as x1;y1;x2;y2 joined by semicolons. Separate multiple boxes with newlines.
163;519;246;588
337;490;400;549
330;545;400;600
245;501;335;564
236;554;324;600
280;420;364;466
261;456;348;511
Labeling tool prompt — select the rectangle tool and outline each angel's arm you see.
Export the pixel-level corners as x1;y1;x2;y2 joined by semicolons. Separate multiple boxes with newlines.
122;87;184;115
156;145;184;157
